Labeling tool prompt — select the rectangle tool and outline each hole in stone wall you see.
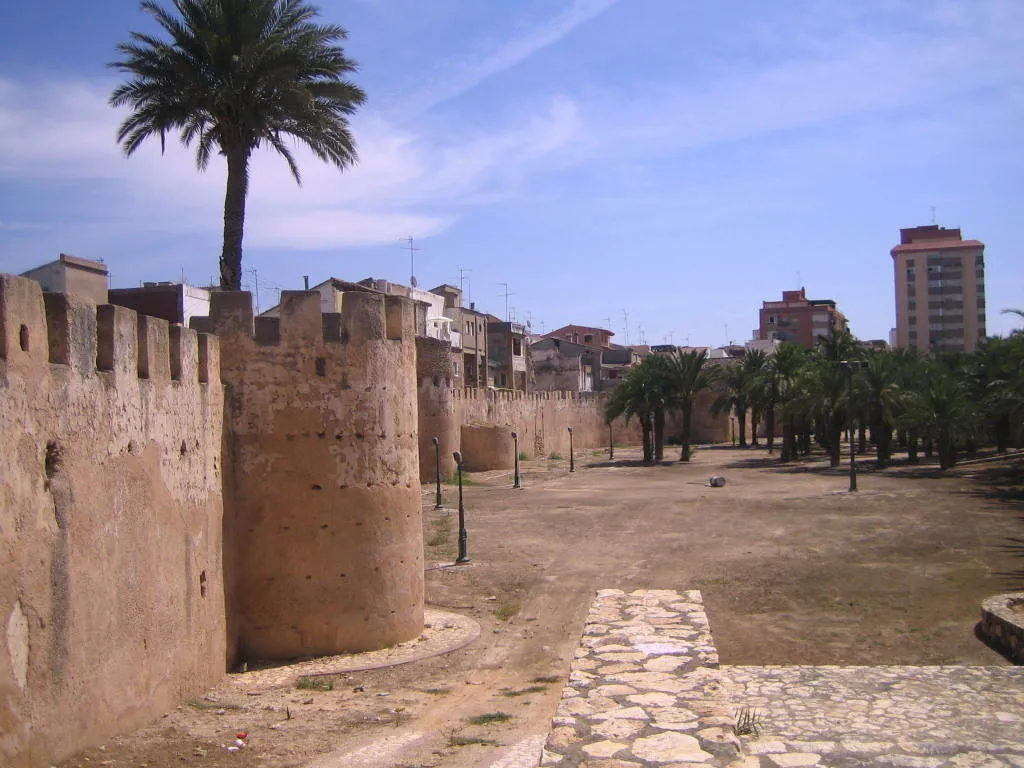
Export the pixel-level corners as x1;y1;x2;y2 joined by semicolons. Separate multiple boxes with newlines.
199;570;207;598
315;357;326;377
180;440;187;457
45;440;63;479
19;325;29;352
311;484;323;491
433;375;440;387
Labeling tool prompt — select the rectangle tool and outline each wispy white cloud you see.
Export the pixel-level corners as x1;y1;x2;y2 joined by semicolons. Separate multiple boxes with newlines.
398;0;621;114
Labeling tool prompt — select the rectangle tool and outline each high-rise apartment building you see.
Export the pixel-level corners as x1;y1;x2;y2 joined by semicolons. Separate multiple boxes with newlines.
891;225;986;354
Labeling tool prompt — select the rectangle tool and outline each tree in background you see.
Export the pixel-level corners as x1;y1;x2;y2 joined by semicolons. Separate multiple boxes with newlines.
666;349;717;462
110;0;366;289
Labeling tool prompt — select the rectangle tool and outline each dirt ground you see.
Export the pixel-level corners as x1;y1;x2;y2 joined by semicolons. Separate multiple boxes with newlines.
58;444;1023;768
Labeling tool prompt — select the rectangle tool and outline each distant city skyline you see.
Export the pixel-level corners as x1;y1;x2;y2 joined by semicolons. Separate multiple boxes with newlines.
1;0;1022;344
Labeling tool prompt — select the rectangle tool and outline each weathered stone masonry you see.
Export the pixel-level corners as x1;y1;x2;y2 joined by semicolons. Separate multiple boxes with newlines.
196;290;423;662
0;275;225;766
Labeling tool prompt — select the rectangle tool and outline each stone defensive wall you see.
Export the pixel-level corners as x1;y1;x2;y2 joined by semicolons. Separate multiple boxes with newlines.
0;275;225;767
193;290;423;663
449;388;645;466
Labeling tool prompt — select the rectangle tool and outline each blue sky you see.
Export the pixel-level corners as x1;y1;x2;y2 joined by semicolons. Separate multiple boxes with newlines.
1;0;1022;343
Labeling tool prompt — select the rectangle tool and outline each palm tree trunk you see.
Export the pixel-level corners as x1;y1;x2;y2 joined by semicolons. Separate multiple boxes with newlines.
220;147;250;290
857;423;867;455
828;420;842;467
874;423;891;468
750;407;760;446
907;431;919;464
679;405;693;461
737;405;748;447
995;415;1010;453
781;419;793;462
653;407;665;462
641;417;653;463
765;408;775;454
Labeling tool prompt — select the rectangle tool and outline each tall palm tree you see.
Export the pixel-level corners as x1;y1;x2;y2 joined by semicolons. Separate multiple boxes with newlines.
110;0;366;289
903;364;977;469
605;361;659;463
765;343;807;462
666;349;717;461
710;362;750;447
742;349;768;446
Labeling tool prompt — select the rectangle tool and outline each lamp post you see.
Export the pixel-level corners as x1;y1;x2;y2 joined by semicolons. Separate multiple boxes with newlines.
452;451;470;564
432;436;443;510
512;431;521;489
608;424;614;460
836;360;867;492
568;427;575;472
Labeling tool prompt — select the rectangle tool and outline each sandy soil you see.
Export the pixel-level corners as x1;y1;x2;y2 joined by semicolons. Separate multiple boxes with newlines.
58;445;1023;768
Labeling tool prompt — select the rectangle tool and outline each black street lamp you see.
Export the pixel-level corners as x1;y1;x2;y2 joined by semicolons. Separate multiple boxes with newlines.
512;431;521;488
452;451;470;564
432;436;443;510
608;424;614;460
836;360;868;492
568;426;575;472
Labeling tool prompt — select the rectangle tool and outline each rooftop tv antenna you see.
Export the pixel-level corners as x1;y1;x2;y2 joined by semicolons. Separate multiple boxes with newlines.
622;309;630;345
498;282;514;321
400;236;421;288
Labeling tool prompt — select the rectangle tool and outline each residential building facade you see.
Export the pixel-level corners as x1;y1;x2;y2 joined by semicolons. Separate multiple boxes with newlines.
758;288;848;348
430;284;488;388
532;338;599;392
108;282;211;326
21;253;109;304
891;225;986;354
488;316;529;391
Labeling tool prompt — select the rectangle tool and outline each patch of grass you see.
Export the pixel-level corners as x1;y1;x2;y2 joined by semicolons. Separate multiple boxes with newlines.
427;516;451;547
296;676;334;691
502;685;548;697
448;734;498;747
548;451;563;460
733;706;763;738
187;698;241;710
424;686;451;695
468;712;513;726
494;601;520;621
531;675;561;684
519;451;530;460
591;449;605;456
445;471;481;486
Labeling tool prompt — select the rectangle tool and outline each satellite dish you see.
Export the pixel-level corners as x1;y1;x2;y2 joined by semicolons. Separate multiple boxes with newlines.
410;276;418;288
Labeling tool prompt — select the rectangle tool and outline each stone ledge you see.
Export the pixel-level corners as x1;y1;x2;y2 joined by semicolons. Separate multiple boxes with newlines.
980;592;1024;664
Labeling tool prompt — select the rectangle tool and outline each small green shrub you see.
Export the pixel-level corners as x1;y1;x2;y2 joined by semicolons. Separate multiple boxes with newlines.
548;451;563;460
531;675;561;684
296;676;334;691
469;712;512;726
502;685;547;697
494;601;520;621
519;451;529;460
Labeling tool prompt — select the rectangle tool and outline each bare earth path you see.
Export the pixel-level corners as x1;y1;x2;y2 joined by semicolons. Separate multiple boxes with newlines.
58;446;1022;768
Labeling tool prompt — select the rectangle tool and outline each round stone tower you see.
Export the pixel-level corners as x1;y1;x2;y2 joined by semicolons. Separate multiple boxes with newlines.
202;290;423;660
416;337;457;484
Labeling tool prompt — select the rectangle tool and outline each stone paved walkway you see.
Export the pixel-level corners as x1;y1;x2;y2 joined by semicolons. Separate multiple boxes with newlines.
721;665;1024;767
542;590;1024;768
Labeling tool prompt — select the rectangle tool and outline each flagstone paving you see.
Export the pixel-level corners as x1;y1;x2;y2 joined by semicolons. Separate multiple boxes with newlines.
541;590;1024;767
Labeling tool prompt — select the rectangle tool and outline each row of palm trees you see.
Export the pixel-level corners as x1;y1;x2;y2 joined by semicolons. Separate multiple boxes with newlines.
606;325;1024;470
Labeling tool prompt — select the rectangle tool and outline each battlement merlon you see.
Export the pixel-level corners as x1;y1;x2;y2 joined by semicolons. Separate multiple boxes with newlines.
0;273;219;385
193;289;416;346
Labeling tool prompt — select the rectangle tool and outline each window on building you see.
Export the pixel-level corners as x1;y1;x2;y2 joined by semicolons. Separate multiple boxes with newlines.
453;361;459;376
584;333;593;343
767;315;776;324
908;315;917;325
512;338;522;356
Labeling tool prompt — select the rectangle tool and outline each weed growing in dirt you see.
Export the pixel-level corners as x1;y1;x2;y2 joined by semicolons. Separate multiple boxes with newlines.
548;451;563;460
519;451;530;460
494;601;520;621
427;516;451;547
424;686;451;695
296;676;334;691
502;685;547;697
468;712;512;726
733;706;763;737
531;675;561;684
448;732;498;747
187;698;241;710
445;471;480;486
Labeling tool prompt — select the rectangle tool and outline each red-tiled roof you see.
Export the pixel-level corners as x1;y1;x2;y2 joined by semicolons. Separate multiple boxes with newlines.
891;239;983;254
